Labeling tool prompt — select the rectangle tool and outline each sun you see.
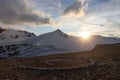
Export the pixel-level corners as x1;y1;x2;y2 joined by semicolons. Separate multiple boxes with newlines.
79;31;91;39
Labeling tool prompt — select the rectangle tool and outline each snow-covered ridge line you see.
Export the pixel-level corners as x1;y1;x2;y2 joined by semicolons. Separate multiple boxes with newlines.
0;29;120;57
0;28;36;45
0;28;35;43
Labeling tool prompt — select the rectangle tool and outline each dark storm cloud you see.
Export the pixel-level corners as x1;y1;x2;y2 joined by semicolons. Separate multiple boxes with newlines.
62;0;86;17
0;0;53;25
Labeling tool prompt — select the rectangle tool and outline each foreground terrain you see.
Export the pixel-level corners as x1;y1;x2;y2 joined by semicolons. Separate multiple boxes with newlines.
0;43;120;80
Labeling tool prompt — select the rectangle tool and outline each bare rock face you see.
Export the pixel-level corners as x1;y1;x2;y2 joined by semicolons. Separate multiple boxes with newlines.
0;27;6;33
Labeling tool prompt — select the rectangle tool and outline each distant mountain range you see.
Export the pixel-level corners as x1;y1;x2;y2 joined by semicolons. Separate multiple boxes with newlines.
0;28;120;57
0;28;35;45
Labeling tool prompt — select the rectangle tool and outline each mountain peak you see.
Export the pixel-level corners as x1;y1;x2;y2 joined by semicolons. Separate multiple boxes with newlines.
53;29;68;38
54;29;63;33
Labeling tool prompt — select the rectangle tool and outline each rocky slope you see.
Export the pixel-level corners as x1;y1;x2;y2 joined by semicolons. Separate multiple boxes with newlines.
0;43;120;80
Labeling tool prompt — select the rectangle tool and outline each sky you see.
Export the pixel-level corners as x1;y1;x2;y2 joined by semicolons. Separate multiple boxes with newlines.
0;0;120;37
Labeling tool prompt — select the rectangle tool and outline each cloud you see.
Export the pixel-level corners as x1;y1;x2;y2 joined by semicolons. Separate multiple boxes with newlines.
0;0;54;25
30;0;62;20
87;0;120;15
62;0;86;17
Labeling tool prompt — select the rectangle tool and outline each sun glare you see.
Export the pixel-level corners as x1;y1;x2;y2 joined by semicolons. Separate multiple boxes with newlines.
79;31;91;39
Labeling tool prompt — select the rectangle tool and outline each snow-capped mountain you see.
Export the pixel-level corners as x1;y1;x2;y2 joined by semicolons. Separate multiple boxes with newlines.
0;29;120;57
18;29;120;57
0;28;36;45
